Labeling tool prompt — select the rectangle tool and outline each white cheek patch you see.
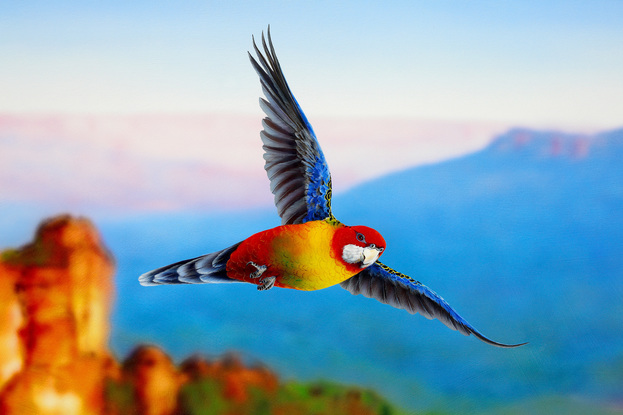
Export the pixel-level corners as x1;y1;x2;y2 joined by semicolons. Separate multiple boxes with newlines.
342;244;364;264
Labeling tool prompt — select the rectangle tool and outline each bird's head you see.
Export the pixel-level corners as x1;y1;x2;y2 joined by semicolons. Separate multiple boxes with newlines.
333;225;386;270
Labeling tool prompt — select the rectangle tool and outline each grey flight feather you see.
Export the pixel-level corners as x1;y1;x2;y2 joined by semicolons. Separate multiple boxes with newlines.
139;242;242;286
248;27;333;225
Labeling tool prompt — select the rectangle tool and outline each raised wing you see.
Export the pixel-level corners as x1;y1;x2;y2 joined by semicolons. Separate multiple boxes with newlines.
249;28;333;225
340;262;526;348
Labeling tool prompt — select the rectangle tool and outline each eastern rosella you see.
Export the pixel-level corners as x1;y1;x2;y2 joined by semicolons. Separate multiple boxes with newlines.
140;28;525;348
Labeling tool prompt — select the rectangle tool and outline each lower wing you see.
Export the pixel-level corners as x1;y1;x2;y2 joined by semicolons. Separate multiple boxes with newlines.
340;262;526;348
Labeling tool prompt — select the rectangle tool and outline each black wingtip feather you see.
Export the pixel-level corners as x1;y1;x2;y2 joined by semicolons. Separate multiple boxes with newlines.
470;332;528;348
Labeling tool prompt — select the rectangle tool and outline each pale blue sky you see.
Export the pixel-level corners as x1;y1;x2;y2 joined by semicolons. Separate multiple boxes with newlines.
1;1;622;128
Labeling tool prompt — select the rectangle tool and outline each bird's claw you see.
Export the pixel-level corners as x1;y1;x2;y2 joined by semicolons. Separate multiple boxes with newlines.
246;262;274;290
247;261;267;279
257;276;276;291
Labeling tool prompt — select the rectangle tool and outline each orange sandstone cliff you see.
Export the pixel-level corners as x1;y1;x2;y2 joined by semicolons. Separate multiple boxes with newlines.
0;216;280;415
0;215;115;415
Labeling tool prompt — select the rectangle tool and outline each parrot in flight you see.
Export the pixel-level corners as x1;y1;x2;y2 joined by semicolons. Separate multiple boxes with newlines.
140;28;526;348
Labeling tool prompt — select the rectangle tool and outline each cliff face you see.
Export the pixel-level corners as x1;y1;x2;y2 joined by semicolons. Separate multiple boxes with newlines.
0;216;115;415
119;346;183;415
0;216;282;415
0;262;22;390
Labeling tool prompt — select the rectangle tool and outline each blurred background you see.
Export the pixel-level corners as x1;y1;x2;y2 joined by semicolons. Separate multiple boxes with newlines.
1;1;622;414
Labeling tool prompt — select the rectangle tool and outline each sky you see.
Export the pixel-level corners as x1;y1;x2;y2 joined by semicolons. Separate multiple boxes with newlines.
1;1;622;129
1;1;622;219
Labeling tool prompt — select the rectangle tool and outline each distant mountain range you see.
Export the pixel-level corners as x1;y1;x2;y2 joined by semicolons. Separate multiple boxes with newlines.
2;126;622;414
331;127;623;410
0;114;507;212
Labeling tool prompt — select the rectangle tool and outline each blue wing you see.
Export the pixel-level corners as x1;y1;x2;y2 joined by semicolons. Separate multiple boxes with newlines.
341;262;526;348
249;28;333;225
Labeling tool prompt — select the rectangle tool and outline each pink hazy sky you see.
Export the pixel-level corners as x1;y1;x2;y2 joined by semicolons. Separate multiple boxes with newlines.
2;1;621;214
0;114;510;212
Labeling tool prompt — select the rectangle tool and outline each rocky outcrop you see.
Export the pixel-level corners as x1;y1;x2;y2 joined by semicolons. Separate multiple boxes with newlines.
0;215;115;415
0;263;22;391
180;352;278;403
104;347;280;415
120;346;184;415
0;215;282;415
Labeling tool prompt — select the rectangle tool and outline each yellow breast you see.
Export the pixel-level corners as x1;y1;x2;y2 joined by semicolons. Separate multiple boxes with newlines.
271;220;353;291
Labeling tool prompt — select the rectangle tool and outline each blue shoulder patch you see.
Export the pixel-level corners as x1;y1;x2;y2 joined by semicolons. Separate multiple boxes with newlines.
304;155;332;222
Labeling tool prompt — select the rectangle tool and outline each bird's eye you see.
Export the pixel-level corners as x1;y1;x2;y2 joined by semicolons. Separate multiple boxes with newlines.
356;232;365;242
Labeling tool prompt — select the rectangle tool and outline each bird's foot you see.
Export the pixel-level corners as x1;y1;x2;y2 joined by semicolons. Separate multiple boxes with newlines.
247;262;267;279
257;276;276;291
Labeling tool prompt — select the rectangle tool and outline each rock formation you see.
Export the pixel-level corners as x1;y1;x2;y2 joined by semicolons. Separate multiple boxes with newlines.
179;352;278;403
0;215;115;415
120;345;184;415
0;262;23;391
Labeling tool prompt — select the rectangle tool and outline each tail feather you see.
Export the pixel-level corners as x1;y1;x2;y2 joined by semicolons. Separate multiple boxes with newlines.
139;242;242;286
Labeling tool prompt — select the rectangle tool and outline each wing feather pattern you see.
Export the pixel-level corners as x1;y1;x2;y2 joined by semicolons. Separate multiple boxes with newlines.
249;27;333;225
139;243;242;286
341;262;526;348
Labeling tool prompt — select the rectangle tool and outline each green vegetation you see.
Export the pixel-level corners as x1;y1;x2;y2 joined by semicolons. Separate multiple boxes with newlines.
177;378;410;415
0;248;21;264
178;379;231;415
1;236;52;266
270;380;407;415
105;376;411;415
104;380;139;415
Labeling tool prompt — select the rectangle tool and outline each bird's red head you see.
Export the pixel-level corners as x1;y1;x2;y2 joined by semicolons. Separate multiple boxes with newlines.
333;225;386;270
349;225;386;250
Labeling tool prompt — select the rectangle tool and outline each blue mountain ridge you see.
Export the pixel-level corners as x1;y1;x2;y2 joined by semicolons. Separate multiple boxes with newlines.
330;127;623;403
3;127;621;413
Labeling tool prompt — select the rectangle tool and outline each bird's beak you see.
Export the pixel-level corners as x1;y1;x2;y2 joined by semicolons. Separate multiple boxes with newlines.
361;246;383;267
